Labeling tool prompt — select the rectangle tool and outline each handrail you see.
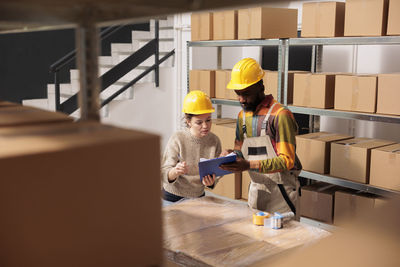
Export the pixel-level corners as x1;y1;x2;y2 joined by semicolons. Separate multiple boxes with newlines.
49;24;126;73
101;49;175;107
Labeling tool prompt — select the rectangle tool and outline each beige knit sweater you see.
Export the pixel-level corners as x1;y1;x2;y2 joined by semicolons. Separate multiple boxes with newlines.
161;128;222;198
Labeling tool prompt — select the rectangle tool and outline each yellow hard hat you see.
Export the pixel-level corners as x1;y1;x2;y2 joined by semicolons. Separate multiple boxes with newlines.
227;58;265;90
182;90;215;114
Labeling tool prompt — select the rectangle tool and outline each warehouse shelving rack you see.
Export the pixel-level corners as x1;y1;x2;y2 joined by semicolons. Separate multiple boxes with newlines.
187;36;400;199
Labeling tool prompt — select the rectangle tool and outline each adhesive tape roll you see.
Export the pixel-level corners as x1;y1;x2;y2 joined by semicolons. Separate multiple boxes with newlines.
252;212;271;226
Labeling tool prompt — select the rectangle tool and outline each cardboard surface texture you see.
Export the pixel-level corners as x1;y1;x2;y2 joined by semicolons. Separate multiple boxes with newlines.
301;2;345;37
0;105;72;127
238;7;298;39
387;0;400;35
377;73;400;115
330;138;396;183
191;12;213;41
0;101;18;107
300;182;341;224
293;73;336;109
211;120;241;199
0;122;162;267
296;132;353;174
213;10;238;40
189;69;215;98
344;0;389;36
335;74;377;113
242;171;251;199
215;69;237;100
370;143;400;191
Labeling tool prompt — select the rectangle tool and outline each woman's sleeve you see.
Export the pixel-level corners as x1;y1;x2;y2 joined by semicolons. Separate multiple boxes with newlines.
161;134;180;184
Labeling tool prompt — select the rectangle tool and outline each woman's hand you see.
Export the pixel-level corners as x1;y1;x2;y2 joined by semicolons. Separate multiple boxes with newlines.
168;161;188;182
202;174;216;187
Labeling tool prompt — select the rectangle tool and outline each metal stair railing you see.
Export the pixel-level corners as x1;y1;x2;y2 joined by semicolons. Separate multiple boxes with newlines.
49;20;175;115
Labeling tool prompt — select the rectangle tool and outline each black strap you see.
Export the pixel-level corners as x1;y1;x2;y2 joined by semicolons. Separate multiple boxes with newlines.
277;184;296;214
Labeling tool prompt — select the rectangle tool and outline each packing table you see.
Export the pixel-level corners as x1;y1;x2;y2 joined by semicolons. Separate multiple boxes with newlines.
163;196;330;266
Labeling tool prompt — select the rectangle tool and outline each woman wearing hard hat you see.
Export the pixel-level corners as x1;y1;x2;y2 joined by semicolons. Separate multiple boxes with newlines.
161;90;221;204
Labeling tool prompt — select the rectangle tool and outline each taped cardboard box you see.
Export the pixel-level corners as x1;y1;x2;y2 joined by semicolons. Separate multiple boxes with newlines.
210;121;241;199
238;7;298;39
387;0;400;35
189;69;215;98
191;12;213;41
370;143;400;191
377;73;400;115
293;73;336;109
296;132;353;174
344;0;389;37
301;1;345;37
300;182;342;224
330;138;396;183
213;10;237;40
334;190;378;226
241;170;251;199
0;105;72;127
335;74;377;113
0;122;162;267
215;69;237;100
264;71;307;104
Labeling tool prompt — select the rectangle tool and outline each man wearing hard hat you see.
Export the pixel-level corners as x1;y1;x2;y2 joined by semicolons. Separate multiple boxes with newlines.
220;58;302;215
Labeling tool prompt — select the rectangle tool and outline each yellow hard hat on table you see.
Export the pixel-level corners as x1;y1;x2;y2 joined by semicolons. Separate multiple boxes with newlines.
227;58;265;90
182;90;215;114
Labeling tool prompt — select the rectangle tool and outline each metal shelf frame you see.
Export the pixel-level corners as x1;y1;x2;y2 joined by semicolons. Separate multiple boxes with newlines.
300;171;399;197
189;36;400;198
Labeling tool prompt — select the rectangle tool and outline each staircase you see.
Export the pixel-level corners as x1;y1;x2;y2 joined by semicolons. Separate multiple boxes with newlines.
23;16;175;119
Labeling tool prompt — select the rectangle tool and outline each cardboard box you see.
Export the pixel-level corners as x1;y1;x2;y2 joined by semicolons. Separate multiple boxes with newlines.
387;0;400;35
330;138;396;183
334;190;377;226
301;2;345;37
238;7;298;39
213;10;238;40
370;143;400;191
335;74;378;113
296;132;353;174
210;121;241;199
191;12;213;41
0;105;72;127
293;73;336;109
300;182;341;224
344;0;389;37
215;69;237;100
189;70;215;98
0;122;162;266
241;171;251;199
264;71;299;104
377;73;400;115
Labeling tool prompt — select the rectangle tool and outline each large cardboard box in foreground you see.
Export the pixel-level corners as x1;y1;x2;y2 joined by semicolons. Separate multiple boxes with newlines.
387;0;400;35
370;143;400;191
330;138;395;183
238;7;298;39
296;132;353;174
344;0;389;36
293;73;336;108
0;122;162;267
213;10;238;40
301;1;345;37
377;73;400;115
334;190;378;226
300;182;341;224
189;69;215;98
335;74;378;113
191;12;213;41
0;105;72;127
210;120;241;199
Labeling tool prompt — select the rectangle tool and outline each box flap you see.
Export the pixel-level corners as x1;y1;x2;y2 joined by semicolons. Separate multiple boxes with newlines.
334;138;395;149
373;143;400;153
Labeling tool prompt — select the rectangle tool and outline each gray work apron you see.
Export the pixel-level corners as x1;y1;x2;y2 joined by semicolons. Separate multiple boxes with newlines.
241;103;299;215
